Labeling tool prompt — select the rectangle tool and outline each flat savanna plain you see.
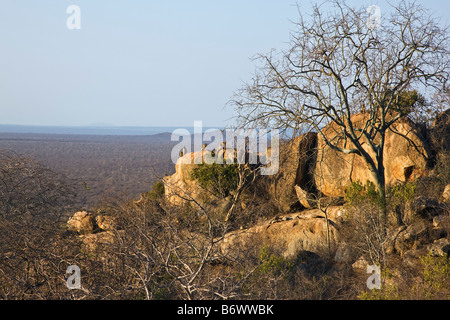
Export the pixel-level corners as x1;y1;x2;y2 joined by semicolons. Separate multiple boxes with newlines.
0;132;177;210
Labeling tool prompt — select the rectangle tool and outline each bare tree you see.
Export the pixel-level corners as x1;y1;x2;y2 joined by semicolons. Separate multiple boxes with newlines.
105;177;248;300
0;150;77;299
231;0;449;225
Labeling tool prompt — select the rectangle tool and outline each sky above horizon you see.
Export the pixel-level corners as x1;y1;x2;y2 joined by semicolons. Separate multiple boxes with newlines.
1;0;449;128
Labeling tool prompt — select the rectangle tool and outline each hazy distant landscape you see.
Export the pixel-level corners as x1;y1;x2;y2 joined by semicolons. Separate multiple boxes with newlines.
0;124;203;136
0;129;179;208
1;0;448;304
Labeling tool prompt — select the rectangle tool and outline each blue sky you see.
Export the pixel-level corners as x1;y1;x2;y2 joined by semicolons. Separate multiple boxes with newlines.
1;0;449;127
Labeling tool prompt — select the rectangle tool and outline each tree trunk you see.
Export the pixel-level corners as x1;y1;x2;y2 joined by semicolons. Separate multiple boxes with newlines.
368;155;387;222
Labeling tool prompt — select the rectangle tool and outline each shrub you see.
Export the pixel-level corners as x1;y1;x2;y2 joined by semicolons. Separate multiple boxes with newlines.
358;251;450;300
238;245;294;299
190;163;239;198
256;245;294;277
148;180;165;199
344;180;380;206
357;267;400;300
418;252;450;299
387;182;416;204
387;181;417;225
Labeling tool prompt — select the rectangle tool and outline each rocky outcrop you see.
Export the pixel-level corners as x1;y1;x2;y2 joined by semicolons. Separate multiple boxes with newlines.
67;211;120;251
163;112;433;209
314;114;430;197
219;206;346;260
163;150;217;205
265;113;432;208
67;211;118;234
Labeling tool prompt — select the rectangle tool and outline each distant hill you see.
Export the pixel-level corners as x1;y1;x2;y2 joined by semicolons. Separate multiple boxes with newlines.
0;124;223;136
0;124;185;136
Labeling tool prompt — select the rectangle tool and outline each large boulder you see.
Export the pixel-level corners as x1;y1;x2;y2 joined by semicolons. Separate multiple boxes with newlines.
268;132;318;212
430;108;450;152
267;137;303;212
163;150;212;205
219;206;345;260
442;184;450;203
314;114;430;197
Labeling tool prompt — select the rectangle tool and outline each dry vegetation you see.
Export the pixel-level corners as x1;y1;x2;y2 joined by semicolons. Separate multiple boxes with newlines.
0;141;448;300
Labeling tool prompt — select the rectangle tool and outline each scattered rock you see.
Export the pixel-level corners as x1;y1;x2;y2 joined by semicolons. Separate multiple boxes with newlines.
394;221;430;255
95;215;118;231
409;197;444;220
351;256;370;272
295;185;313;209
442;184;450;203
67;211;97;234
427;238;450;257
402;248;428;269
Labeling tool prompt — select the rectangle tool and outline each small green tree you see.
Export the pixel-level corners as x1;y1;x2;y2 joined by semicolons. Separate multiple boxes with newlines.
344;180;380;206
148;180;165;199
190;163;240;198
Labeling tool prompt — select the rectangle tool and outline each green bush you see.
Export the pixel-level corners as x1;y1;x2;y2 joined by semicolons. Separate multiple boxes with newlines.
386;181;417;225
387;181;416;204
357;267;400;300
238;245;294;299
344;180;380;206
418;252;450;299
148;180;165;199
190;163;239;198
256;245;293;277
359;252;450;300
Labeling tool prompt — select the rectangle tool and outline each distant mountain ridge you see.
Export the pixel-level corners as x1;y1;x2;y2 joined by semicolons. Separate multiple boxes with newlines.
0;124;222;136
